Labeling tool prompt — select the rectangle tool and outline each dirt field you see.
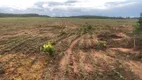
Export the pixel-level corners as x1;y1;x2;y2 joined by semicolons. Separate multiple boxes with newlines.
0;17;142;80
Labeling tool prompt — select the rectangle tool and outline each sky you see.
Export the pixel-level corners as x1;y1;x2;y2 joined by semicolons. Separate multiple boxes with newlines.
0;0;141;17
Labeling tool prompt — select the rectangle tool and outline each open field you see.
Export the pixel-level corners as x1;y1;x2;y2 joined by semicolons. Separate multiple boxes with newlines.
0;17;142;80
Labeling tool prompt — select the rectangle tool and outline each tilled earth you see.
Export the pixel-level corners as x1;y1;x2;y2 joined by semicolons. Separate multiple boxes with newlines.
0;21;142;80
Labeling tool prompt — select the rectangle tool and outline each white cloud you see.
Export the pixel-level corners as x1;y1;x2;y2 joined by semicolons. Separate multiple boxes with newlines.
0;0;141;16
33;0;138;11
0;0;134;10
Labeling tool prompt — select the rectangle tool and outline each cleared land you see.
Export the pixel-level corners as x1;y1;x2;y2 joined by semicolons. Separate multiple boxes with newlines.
0;17;142;80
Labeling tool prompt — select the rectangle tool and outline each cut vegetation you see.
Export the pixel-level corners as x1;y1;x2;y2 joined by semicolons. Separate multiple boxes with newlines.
0;17;141;80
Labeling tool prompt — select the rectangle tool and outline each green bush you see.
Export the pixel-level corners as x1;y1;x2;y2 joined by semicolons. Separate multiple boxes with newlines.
84;23;96;30
95;41;107;50
40;42;55;56
59;30;67;36
81;23;96;34
134;13;142;34
136;54;142;60
133;13;142;49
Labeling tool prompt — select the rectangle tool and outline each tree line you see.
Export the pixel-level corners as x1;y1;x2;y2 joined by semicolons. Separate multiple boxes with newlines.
57;15;138;19
0;13;49;17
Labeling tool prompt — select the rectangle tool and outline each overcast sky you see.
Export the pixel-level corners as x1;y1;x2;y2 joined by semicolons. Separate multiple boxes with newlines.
0;0;141;17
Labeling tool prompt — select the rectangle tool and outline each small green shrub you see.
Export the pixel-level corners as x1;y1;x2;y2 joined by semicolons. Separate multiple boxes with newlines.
78;23;96;35
95;41;107;50
59;30;67;36
40;42;55;56
136;53;142;60
84;23;96;30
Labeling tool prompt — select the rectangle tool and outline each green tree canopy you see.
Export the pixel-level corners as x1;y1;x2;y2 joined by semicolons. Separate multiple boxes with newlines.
134;13;142;35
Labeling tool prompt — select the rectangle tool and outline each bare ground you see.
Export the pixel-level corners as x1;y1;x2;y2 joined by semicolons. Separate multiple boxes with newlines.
0;22;142;80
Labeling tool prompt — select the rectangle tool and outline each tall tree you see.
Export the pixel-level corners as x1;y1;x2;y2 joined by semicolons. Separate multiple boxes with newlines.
133;13;142;49
138;13;142;30
136;13;142;34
